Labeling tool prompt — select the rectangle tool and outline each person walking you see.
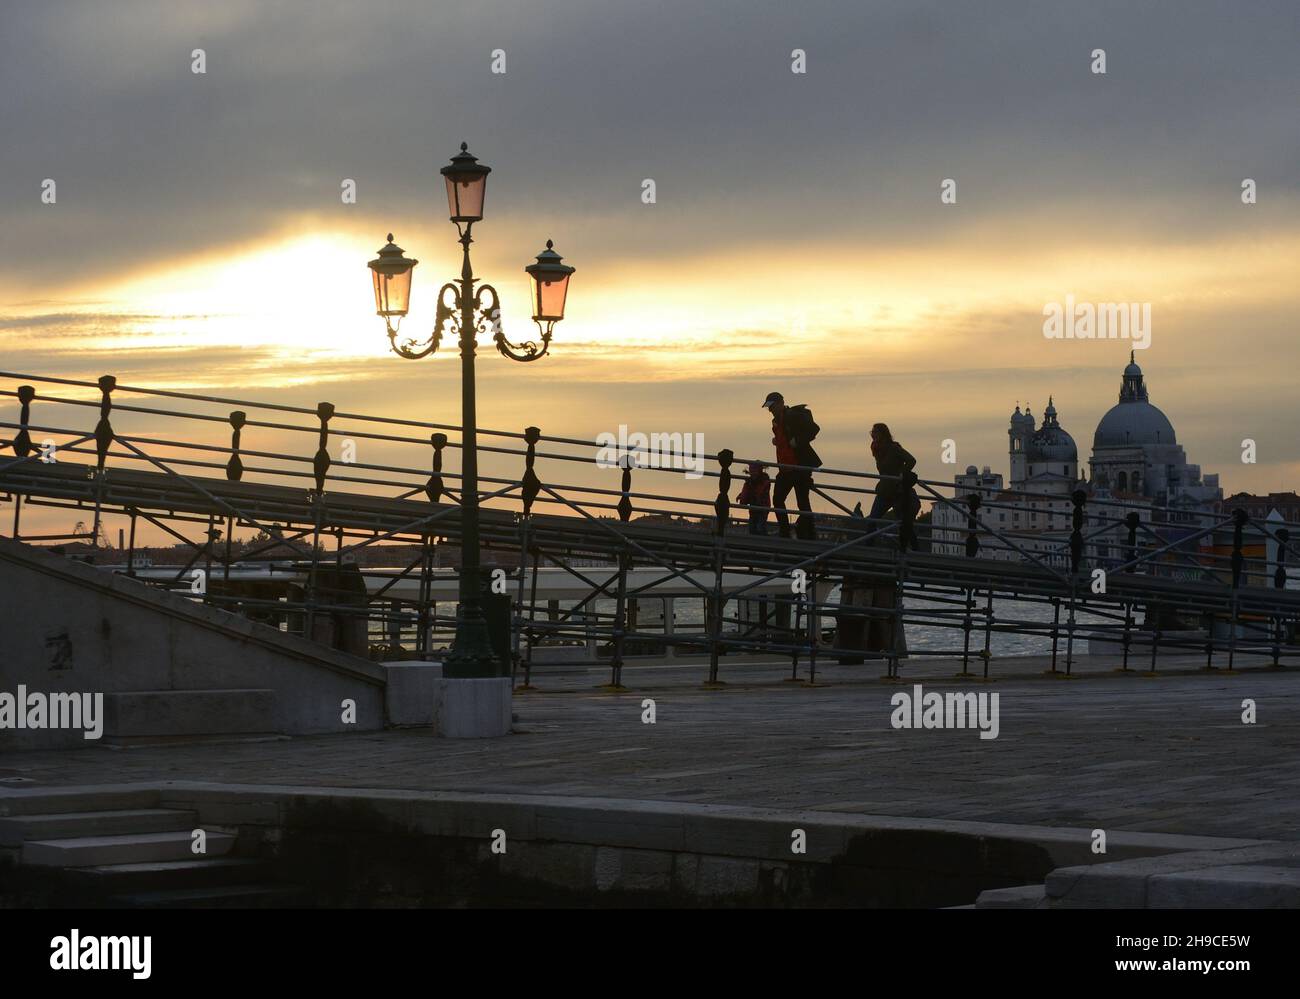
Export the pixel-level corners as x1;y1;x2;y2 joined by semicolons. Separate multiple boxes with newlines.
761;391;822;540
736;460;772;535
868;422;920;550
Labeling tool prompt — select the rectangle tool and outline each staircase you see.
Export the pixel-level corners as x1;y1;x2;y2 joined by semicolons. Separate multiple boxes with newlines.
0;791;302;907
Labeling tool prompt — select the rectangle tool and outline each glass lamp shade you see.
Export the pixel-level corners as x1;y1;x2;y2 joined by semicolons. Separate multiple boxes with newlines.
524;241;576;322
440;143;491;223
372;268;414;317
367;234;418;317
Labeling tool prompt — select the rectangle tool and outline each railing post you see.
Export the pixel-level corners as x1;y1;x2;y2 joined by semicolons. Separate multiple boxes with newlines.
607;454;633;691
1047;596;1061;674
1230;507;1247;590
1119;511;1138;673
425;433;448;503
9;386;36;537
1147;620;1162;674
714;448;734;536
887;553;908;680
706;449;733;687
224;515;234;583
1227;507;1247;672
1124;511;1140;572
1060;490;1088;678
226;411;246;481
1069;489;1086;576
416;531;433;658
13;385;35;458
519;544;542;690
789;588;802;682
306;401;334;641
312;402;334;495
90;375;117;553
1119;600;1132;672
510;518;528;687
609;557;631;691
512;427;542;688
617;452;634;524
981;587;993;680
521;426;541;517
958;586;975;677
203;520;220;607
1204;612;1215;671
1272;527;1289;668
806;564;820;685
964;493;981;558
126;509;138;577
94;375;116;472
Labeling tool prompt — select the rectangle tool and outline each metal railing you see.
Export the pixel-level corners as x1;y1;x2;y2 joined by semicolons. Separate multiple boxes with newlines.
1;369;1297;688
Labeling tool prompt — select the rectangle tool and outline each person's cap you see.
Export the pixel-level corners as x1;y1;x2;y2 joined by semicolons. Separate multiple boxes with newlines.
761;391;783;410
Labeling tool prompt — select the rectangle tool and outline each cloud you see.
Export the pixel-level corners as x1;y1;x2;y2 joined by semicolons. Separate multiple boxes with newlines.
3;0;1298;501
2;0;1298;294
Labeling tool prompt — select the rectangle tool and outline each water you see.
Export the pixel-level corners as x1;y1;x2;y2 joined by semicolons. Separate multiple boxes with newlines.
898;593;1113;658
531;592;1114;659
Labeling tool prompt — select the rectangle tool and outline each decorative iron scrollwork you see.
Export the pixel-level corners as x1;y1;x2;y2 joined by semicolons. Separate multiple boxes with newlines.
387;283;461;359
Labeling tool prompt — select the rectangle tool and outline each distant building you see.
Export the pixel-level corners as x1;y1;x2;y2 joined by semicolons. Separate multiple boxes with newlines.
1220;491;1300;525
1088;353;1220;508
933;355;1224;572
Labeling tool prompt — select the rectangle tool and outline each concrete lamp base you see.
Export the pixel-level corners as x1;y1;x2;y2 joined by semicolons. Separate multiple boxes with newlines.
436;676;513;738
381;660;444;728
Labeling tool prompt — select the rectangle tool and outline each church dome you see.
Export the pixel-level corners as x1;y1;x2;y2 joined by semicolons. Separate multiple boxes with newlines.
1026;396;1078;462
1093;353;1177;448
1094;403;1176;447
1028;426;1077;462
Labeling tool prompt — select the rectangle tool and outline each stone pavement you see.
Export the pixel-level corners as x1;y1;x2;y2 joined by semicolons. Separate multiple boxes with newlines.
3;654;1298;843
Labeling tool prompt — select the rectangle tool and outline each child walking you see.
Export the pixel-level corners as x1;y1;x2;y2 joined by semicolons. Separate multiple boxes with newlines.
736;460;772;535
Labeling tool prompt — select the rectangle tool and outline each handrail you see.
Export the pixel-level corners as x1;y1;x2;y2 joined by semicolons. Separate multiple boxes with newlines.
2;370;1296;687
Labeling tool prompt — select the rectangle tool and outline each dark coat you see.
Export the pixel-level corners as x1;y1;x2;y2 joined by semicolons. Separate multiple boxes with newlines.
780;404;822;469
872;440;916;498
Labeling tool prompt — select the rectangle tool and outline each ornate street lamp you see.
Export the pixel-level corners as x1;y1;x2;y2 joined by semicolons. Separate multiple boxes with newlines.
367;143;574;679
367;236;417;320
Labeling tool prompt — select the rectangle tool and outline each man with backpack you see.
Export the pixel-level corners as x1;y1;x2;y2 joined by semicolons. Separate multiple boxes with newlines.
761;391;821;540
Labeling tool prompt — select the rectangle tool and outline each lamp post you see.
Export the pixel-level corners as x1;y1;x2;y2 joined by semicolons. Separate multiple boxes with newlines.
368;143;575;679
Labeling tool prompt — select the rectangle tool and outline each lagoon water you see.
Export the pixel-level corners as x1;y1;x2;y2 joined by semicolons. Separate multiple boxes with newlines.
556;591;1117;660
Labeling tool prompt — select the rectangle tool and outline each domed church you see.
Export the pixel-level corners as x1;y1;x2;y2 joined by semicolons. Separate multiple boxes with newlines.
1087;352;1220;507
1009;397;1079;491
933;354;1222;564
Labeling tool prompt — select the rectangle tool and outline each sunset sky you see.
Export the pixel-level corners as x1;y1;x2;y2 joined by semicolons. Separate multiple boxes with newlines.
3;0;1299;540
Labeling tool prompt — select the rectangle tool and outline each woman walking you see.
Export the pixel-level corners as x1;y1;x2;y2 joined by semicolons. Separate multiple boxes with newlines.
868;422;920;551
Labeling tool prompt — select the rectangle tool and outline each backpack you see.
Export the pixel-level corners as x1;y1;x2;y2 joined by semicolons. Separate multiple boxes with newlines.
786;404;820;442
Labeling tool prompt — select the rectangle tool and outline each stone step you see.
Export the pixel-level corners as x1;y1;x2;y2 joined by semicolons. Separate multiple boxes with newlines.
22;829;235;868
0;808;197;847
0;788;161;818
66;857;271;892
107;884;306;909
1147;864;1300;908
975;884;1049;909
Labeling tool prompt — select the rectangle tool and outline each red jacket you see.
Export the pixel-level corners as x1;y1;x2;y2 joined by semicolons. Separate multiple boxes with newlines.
737;471;771;507
772;417;797;466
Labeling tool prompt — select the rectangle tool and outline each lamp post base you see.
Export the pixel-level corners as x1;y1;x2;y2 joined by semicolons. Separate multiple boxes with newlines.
442;599;503;679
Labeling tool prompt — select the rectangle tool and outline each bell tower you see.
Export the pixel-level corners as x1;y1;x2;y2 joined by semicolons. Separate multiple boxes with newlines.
1008;404;1033;488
